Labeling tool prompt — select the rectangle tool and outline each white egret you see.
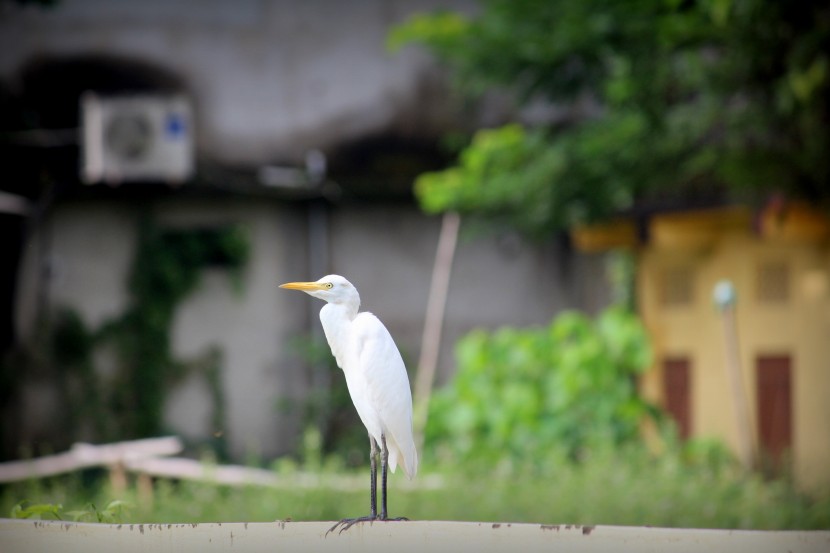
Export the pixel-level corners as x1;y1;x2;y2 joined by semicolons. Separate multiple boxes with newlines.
279;275;418;532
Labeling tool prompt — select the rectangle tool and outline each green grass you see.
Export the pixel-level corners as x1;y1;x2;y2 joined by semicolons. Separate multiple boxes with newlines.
3;445;829;529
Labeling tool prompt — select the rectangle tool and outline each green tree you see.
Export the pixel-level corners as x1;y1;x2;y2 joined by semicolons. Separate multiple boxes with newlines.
390;0;830;235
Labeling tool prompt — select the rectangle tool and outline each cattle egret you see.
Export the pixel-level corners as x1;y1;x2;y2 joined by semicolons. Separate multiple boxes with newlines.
279;275;418;533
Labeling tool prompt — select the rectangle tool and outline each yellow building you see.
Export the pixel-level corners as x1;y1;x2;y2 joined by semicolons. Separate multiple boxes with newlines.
573;201;830;491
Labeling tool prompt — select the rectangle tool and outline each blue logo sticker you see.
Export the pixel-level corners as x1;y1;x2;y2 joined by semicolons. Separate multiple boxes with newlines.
165;113;187;139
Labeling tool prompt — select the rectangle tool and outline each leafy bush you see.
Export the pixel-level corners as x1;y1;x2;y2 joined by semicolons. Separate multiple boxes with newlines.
426;306;657;466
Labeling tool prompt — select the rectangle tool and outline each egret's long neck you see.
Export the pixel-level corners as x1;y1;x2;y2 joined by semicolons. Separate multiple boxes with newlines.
319;300;359;370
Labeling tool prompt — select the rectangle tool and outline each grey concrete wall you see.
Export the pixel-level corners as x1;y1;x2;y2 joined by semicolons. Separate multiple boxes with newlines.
13;199;610;459
0;0;478;164
14;198;309;458
155;199;311;458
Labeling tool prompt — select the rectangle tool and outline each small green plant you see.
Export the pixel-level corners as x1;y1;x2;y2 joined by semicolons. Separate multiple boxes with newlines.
10;501;64;520
10;499;130;523
65;500;131;523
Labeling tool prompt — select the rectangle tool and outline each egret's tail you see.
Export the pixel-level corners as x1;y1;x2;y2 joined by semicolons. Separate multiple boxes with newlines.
387;435;418;480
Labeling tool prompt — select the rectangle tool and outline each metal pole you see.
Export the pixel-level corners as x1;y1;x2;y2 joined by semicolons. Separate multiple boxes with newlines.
713;280;756;470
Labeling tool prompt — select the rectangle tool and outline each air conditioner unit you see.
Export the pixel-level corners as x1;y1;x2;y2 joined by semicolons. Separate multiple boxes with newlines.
81;93;194;184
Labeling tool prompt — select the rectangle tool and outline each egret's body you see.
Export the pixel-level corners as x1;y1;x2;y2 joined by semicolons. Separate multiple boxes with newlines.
279;275;417;531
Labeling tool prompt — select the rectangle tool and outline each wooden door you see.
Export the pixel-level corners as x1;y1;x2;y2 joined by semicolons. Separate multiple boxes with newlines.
756;355;792;470
663;357;691;439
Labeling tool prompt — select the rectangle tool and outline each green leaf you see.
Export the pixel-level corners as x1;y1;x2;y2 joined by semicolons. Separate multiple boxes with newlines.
386;11;469;54
10;501;63;520
64;510;94;522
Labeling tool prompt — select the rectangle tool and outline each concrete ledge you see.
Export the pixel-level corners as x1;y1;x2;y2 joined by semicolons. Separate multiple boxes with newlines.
1;518;827;553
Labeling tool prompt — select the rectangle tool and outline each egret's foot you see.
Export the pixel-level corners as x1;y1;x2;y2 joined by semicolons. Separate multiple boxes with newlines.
327;515;377;535
326;515;410;535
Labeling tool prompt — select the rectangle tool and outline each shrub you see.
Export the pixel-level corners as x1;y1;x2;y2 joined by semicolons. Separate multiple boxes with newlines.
426;306;657;466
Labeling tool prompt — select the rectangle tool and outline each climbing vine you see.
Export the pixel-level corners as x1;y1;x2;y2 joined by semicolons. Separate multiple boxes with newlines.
30;214;250;451
99;216;249;439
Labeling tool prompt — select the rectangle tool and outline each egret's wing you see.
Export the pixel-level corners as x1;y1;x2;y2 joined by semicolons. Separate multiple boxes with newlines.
353;312;418;479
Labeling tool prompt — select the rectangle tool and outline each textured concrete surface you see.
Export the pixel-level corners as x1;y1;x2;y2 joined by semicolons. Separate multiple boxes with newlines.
1;519;828;553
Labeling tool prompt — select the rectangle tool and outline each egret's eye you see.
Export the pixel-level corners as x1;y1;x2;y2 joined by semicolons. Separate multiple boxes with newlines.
324;282;333;289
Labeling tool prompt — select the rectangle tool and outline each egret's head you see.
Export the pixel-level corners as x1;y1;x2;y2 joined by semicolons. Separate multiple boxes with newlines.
279;274;360;306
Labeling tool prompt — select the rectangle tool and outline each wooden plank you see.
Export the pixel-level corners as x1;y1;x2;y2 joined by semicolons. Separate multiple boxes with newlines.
0;437;183;483
0;437;443;490
1;519;827;553
123;457;444;491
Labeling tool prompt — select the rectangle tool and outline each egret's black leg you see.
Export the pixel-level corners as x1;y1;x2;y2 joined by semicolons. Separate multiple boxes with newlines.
380;434;388;519
326;435;380;535
380;435;408;522
369;436;378;518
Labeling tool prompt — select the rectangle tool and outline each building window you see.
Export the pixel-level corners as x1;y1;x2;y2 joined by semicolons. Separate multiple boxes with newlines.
660;267;694;307
662;357;691;439
756;354;793;471
757;261;790;303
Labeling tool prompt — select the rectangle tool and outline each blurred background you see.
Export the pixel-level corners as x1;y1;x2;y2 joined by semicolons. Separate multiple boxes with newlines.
0;0;828;528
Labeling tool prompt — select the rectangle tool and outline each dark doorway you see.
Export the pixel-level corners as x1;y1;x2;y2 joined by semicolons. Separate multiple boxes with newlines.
663;356;691;439
756;354;793;473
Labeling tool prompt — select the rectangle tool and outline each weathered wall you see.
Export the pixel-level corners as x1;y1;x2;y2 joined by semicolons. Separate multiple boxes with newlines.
13;198;610;459
13;198;312;458
0;0;479;164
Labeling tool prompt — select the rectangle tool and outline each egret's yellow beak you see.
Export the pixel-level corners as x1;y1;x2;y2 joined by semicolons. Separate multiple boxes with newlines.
279;281;327;292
